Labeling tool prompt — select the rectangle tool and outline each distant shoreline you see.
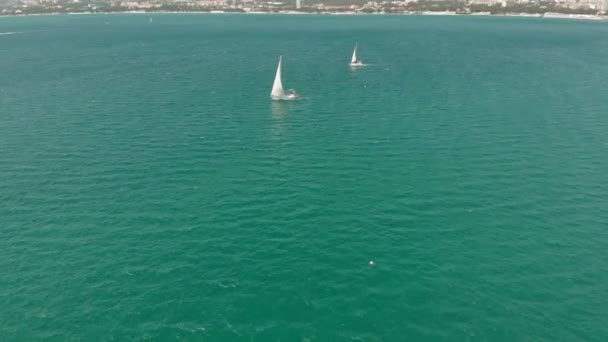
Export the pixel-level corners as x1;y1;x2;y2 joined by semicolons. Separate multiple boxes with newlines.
1;11;607;22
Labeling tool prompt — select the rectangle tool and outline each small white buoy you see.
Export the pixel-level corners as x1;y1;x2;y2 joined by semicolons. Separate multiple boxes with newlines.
369;261;375;267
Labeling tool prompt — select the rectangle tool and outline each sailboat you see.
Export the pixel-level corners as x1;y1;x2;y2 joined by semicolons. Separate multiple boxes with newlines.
350;43;364;67
271;56;299;101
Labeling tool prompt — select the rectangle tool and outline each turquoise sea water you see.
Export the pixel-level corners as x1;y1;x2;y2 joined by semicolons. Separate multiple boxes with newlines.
1;14;608;340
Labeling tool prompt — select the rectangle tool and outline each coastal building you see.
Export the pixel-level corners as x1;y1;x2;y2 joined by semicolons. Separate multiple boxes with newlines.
559;0;594;9
197;0;227;6
121;1;159;8
317;3;355;9
469;0;500;5
296;0;300;8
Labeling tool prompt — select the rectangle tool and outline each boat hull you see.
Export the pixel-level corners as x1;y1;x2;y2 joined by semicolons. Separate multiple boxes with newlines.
271;94;299;101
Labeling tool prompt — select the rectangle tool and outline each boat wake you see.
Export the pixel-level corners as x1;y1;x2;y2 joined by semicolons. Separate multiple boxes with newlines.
218;282;236;288
0;32;21;35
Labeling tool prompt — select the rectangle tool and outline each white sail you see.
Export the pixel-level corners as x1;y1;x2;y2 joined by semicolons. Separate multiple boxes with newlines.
270;56;285;99
351;44;358;64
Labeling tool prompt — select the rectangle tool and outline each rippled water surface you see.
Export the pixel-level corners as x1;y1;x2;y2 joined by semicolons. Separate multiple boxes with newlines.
1;14;608;340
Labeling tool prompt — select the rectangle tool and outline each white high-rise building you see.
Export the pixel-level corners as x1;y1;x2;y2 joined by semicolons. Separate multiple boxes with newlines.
296;0;301;8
